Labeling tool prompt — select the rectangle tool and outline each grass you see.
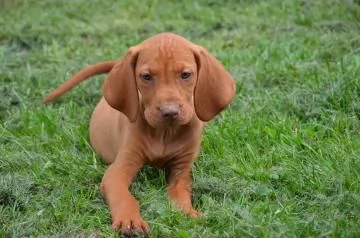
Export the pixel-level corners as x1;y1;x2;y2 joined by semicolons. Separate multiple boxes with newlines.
1;0;360;237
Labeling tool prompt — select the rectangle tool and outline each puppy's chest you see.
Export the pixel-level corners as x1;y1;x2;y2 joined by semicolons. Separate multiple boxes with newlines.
143;136;192;167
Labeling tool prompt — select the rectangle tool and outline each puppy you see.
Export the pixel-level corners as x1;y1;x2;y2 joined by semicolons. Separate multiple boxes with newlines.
43;32;236;235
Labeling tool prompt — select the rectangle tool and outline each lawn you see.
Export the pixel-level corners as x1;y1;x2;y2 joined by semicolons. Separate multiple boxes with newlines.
1;0;360;237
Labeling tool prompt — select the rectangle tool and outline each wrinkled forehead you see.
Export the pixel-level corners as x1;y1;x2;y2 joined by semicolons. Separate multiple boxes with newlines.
136;39;197;72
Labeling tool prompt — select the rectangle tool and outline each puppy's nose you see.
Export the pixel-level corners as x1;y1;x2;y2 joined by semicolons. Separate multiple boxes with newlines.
159;104;180;120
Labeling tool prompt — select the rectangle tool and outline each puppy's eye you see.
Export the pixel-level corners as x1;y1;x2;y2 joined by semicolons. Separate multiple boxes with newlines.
180;71;191;80
141;73;152;81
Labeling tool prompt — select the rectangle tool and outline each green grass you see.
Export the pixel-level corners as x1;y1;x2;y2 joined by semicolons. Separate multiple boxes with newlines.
1;0;360;237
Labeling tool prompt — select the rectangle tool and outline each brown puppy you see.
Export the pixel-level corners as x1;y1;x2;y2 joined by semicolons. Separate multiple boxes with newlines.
43;32;236;235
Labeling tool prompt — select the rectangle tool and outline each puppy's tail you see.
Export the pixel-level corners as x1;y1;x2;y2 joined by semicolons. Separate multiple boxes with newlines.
43;61;117;104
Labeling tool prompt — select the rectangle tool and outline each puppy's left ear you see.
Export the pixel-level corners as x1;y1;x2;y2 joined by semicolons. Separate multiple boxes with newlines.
192;45;236;121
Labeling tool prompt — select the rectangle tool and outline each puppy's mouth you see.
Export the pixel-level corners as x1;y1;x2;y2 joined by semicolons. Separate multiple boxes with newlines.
160;117;181;127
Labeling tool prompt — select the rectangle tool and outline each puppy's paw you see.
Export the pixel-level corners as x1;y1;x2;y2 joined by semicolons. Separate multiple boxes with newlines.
111;213;150;236
188;208;203;218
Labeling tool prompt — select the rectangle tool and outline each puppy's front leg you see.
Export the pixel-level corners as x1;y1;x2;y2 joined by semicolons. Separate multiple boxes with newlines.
100;152;149;235
166;160;201;217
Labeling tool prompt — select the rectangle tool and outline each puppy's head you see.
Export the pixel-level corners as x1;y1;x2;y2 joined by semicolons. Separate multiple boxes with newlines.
103;33;236;128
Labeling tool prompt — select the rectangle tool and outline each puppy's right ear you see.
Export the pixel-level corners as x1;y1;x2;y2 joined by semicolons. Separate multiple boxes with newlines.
103;46;140;122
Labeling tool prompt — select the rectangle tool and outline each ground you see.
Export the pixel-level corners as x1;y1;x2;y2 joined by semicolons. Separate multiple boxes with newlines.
1;0;360;237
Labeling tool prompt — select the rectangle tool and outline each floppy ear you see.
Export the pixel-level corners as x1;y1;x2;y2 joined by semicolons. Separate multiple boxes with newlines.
103;46;140;122
192;45;236;121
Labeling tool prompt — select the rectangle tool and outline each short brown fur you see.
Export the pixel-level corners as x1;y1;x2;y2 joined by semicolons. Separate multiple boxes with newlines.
43;32;236;236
